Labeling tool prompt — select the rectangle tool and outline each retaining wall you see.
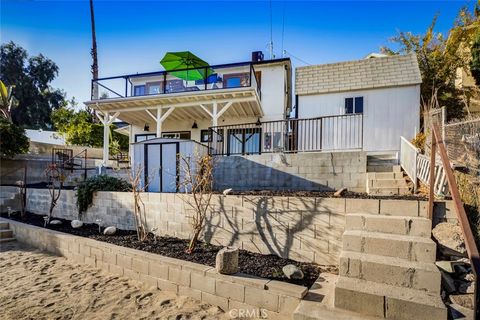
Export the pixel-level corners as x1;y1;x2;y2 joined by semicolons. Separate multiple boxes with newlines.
5;219;305;319
0;186;450;265
213;151;367;192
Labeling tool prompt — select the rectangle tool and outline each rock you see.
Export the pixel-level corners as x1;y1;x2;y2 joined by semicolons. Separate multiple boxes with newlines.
432;222;467;257
435;260;466;273
458;281;475;294
222;188;233;196
103;226;117;235
334;188;347;197
449;294;474;310
49;220;62;225
282;264;304;280
215;246;238;274
462;273;475;282
71;220;83;229
440;271;456;293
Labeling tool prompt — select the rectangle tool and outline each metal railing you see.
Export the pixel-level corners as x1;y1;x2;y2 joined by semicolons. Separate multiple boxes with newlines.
51;148;88;180
208;114;363;155
91;61;261;100
428;123;480;318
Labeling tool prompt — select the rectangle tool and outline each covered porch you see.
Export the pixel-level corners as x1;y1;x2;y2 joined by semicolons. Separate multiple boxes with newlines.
85;87;263;166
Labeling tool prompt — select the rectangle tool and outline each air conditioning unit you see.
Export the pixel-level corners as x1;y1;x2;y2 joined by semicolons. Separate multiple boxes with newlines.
252;51;264;62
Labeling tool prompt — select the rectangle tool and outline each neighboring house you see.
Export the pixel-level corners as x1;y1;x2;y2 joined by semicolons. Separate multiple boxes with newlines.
295;53;422;154
25;129;66;145
85;53;292;164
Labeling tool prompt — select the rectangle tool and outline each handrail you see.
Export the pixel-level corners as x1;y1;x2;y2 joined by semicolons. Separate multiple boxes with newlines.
429;123;480;317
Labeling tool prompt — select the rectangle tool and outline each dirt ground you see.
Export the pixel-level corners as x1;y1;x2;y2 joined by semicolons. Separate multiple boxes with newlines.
0;241;227;320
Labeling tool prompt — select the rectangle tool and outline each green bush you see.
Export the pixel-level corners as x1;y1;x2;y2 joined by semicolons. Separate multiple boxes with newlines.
76;175;131;214
0;117;29;158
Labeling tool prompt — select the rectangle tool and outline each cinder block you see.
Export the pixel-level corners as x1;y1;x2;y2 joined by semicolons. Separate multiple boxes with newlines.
215;279;245;302
139;274;158;289
148;262;169;280
178;285;202;300
191;272;215;294
124;268;140;281
345;199;379;214
380;200;419;217
244;286;279;312
132;258;148;274
109;264;123;276
116;254;132;269
168;267;191;287
157;279;178;293
201;291;229;311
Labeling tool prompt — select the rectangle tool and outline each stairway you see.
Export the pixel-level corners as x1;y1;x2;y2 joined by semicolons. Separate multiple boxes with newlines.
366;167;411;196
333;211;447;319
0;221;16;243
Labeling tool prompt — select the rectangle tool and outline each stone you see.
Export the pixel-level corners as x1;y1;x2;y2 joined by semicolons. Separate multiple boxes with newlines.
222;188;232;196
440;271;456;293
462;273;475;282
457;281;475;294
215;246;238;275
103;226;116;235
282;264;304;280
49;220;62;225
334;187;348;197
71;220;83;229
432;222;467;257
449;294;474;310
435;260;464;273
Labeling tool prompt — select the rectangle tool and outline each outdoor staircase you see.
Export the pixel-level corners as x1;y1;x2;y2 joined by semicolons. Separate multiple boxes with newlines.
333;211;447;320
0;221;16;243
366;154;412;196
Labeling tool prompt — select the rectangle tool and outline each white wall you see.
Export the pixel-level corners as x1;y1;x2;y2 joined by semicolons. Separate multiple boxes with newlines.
297;85;420;153
254;63;288;121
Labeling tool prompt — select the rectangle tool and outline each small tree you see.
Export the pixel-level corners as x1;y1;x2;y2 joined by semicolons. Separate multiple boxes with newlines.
179;152;215;253
0;117;29;158
129;165;149;241
45;164;64;224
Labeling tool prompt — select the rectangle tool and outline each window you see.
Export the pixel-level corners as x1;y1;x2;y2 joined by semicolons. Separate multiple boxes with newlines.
200;129;224;142
133;85;145;96
135;134;156;142
146;82;162;95
345;97;364;114
223;73;249;88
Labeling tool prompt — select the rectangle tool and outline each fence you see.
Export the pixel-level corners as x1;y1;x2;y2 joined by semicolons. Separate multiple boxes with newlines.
208;114;363;155
444;118;480;173
399;136;448;195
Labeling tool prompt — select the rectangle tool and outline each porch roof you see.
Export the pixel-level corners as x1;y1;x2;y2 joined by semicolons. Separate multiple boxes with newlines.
84;86;262;125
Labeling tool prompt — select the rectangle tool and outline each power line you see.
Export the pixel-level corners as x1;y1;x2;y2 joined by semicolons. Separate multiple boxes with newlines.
283;50;312;66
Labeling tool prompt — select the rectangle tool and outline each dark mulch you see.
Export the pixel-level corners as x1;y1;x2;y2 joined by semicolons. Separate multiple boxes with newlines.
1;212;336;288
215;189;429;201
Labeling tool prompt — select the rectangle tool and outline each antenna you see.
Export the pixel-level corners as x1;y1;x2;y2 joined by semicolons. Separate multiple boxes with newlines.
281;2;285;57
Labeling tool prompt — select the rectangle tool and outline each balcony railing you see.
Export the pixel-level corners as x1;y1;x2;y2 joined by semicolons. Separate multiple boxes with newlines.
91;61;261;101
207;113;363;155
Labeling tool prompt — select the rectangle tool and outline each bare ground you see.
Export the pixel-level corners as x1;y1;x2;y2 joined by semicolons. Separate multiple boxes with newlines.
0;241;227;320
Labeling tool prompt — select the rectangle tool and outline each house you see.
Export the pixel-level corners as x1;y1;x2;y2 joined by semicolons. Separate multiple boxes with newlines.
295;53;422;154
85;52;292;166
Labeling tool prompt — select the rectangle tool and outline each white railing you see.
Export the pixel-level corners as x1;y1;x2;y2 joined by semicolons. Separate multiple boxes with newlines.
400;136;419;192
400;136;448;196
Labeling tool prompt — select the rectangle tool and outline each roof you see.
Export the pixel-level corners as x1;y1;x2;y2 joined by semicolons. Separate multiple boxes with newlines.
295;53;422;95
25;129;65;145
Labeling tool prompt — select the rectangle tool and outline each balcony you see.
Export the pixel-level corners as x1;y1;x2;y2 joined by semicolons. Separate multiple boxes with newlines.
90;61;261;101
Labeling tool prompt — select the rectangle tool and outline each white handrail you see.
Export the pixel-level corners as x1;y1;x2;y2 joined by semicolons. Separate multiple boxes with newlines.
400;136;420;192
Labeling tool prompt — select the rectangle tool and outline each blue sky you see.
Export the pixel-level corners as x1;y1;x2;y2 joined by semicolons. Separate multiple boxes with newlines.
1;0;475;106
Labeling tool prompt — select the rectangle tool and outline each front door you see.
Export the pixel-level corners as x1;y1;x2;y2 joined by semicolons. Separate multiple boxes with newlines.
145;142;179;192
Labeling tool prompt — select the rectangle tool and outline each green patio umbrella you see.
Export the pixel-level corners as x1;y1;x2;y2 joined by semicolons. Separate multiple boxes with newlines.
160;51;213;81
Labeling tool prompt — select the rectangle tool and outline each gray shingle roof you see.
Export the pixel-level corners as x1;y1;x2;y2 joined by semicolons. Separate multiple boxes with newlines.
295;53;422;95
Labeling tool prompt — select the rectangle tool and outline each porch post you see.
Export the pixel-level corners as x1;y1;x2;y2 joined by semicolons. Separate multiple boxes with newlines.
156;106;162;138
102;112;110;167
212;102;218;127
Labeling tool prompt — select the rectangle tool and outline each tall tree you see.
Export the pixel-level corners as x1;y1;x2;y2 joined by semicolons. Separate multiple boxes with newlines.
0;42;65;129
381;7;479;120
90;0;99;101
471;28;480;85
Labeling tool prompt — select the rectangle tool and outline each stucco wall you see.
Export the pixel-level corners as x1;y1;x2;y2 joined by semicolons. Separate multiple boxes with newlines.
297;85;420;153
213;151;367;193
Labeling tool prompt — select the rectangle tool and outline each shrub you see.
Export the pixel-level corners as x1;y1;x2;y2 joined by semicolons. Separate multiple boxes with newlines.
0;117;29;158
76;175;131;215
411;131;426;152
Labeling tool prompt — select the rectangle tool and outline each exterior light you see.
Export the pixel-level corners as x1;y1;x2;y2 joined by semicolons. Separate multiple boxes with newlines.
144;123;149;132
192;121;198;129
256;118;262;126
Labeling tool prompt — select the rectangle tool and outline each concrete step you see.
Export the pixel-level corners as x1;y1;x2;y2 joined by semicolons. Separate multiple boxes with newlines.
367;172;404;180
0;221;9;230
339;251;441;294
334;276;447;320
370;179;408;188
0;229;13;239
367;165;401;173
367;186;411;196
345;214;432;238
342;230;436;263
0;237;16;243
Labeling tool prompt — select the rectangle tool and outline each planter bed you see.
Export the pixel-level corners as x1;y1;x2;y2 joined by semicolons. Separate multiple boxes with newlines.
1;212;334;288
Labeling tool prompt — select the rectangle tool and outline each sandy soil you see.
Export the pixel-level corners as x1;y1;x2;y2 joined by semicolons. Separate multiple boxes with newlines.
0;241;227;320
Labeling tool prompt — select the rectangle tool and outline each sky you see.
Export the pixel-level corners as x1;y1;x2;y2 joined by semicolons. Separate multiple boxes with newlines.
0;0;476;106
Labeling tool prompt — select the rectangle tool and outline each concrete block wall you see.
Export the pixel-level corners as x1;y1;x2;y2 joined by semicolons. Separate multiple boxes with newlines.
213;151;367;192
6;219;306;319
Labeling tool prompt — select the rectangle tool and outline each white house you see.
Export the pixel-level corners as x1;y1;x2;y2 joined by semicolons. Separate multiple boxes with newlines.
85;52;292;164
295;53;422;154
